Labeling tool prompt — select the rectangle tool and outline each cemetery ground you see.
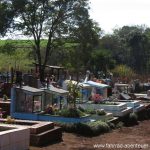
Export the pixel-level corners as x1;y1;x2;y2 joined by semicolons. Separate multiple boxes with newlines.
30;119;150;150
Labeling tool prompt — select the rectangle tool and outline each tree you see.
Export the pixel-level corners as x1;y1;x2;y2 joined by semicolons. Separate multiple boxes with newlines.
69;15;101;69
12;0;91;81
127;27;148;74
110;25;150;74
0;41;16;54
0;0;14;36
0;41;33;71
90;49;115;75
112;64;135;83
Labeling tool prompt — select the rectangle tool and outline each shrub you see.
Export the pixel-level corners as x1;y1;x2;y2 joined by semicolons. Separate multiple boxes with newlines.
128;112;138;125
88;121;110;135
6;116;15;124
96;109;106;116
3;94;8;101
59;108;84;118
76;123;93;135
56;121;110;136
137;109;148;120
58;123;77;132
78;106;85;112
116;121;124;129
112;64;135;79
107;122;115;129
86;109;97;115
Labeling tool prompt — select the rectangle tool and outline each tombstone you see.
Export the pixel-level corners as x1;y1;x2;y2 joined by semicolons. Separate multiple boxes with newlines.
119;93;131;100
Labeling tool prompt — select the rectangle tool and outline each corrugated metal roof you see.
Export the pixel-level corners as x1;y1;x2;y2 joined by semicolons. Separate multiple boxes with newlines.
42;85;69;95
17;86;44;93
84;81;109;88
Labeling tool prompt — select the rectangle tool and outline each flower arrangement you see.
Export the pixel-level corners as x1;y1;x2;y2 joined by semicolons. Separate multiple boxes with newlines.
44;103;59;115
45;104;54;114
6;116;15;124
92;94;103;103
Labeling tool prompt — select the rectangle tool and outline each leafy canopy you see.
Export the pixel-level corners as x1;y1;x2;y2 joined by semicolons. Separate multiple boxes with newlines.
0;0;14;36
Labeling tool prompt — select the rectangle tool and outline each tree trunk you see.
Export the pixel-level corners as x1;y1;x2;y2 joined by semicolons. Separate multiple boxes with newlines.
39;65;45;82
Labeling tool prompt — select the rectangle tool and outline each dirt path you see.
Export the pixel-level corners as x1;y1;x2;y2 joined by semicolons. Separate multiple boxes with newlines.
30;120;150;150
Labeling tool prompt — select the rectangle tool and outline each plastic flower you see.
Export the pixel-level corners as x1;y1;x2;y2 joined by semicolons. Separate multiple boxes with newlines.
92;94;102;103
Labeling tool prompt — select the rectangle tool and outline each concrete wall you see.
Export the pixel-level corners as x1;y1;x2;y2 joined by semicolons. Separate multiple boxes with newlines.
0;125;30;150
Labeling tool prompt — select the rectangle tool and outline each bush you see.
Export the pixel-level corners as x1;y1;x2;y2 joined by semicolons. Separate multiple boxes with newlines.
6;116;15;124
57;121;110;136
128;112;138;125
59;108;84;118
76;123;93;135
107;122;115;129
3;94;8;101
96;109;106;116
58;123;77;132
85;109;97;115
116;122;124;129
78;106;85;112
112;64;135;79
88;121;110;135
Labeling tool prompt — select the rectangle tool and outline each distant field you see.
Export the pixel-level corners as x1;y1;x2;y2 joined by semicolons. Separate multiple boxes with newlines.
0;39;48;47
0;39;78;48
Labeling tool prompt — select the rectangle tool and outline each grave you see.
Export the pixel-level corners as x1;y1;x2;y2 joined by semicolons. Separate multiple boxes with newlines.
77;102;133;117
0;119;62;146
90;112;113;122
11;86;92;123
0;124;30;150
84;80;110;99
119;93;131;100
42;84;69;109
11;86;44;115
114;83;130;94
11;86;62;145
117;100;145;112
134;93;150;101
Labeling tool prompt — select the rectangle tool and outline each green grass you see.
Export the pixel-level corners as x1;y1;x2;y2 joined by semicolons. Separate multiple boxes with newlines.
0;39;48;47
0;39;79;48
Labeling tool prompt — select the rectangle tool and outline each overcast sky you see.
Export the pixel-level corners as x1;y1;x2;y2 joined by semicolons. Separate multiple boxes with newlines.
89;0;150;33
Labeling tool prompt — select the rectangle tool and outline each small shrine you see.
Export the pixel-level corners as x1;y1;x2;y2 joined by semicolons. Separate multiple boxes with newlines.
11;85;69;121
11;86;44;114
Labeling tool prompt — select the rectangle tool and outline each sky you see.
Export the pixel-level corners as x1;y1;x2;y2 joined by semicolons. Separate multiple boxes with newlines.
2;0;150;39
89;0;150;34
